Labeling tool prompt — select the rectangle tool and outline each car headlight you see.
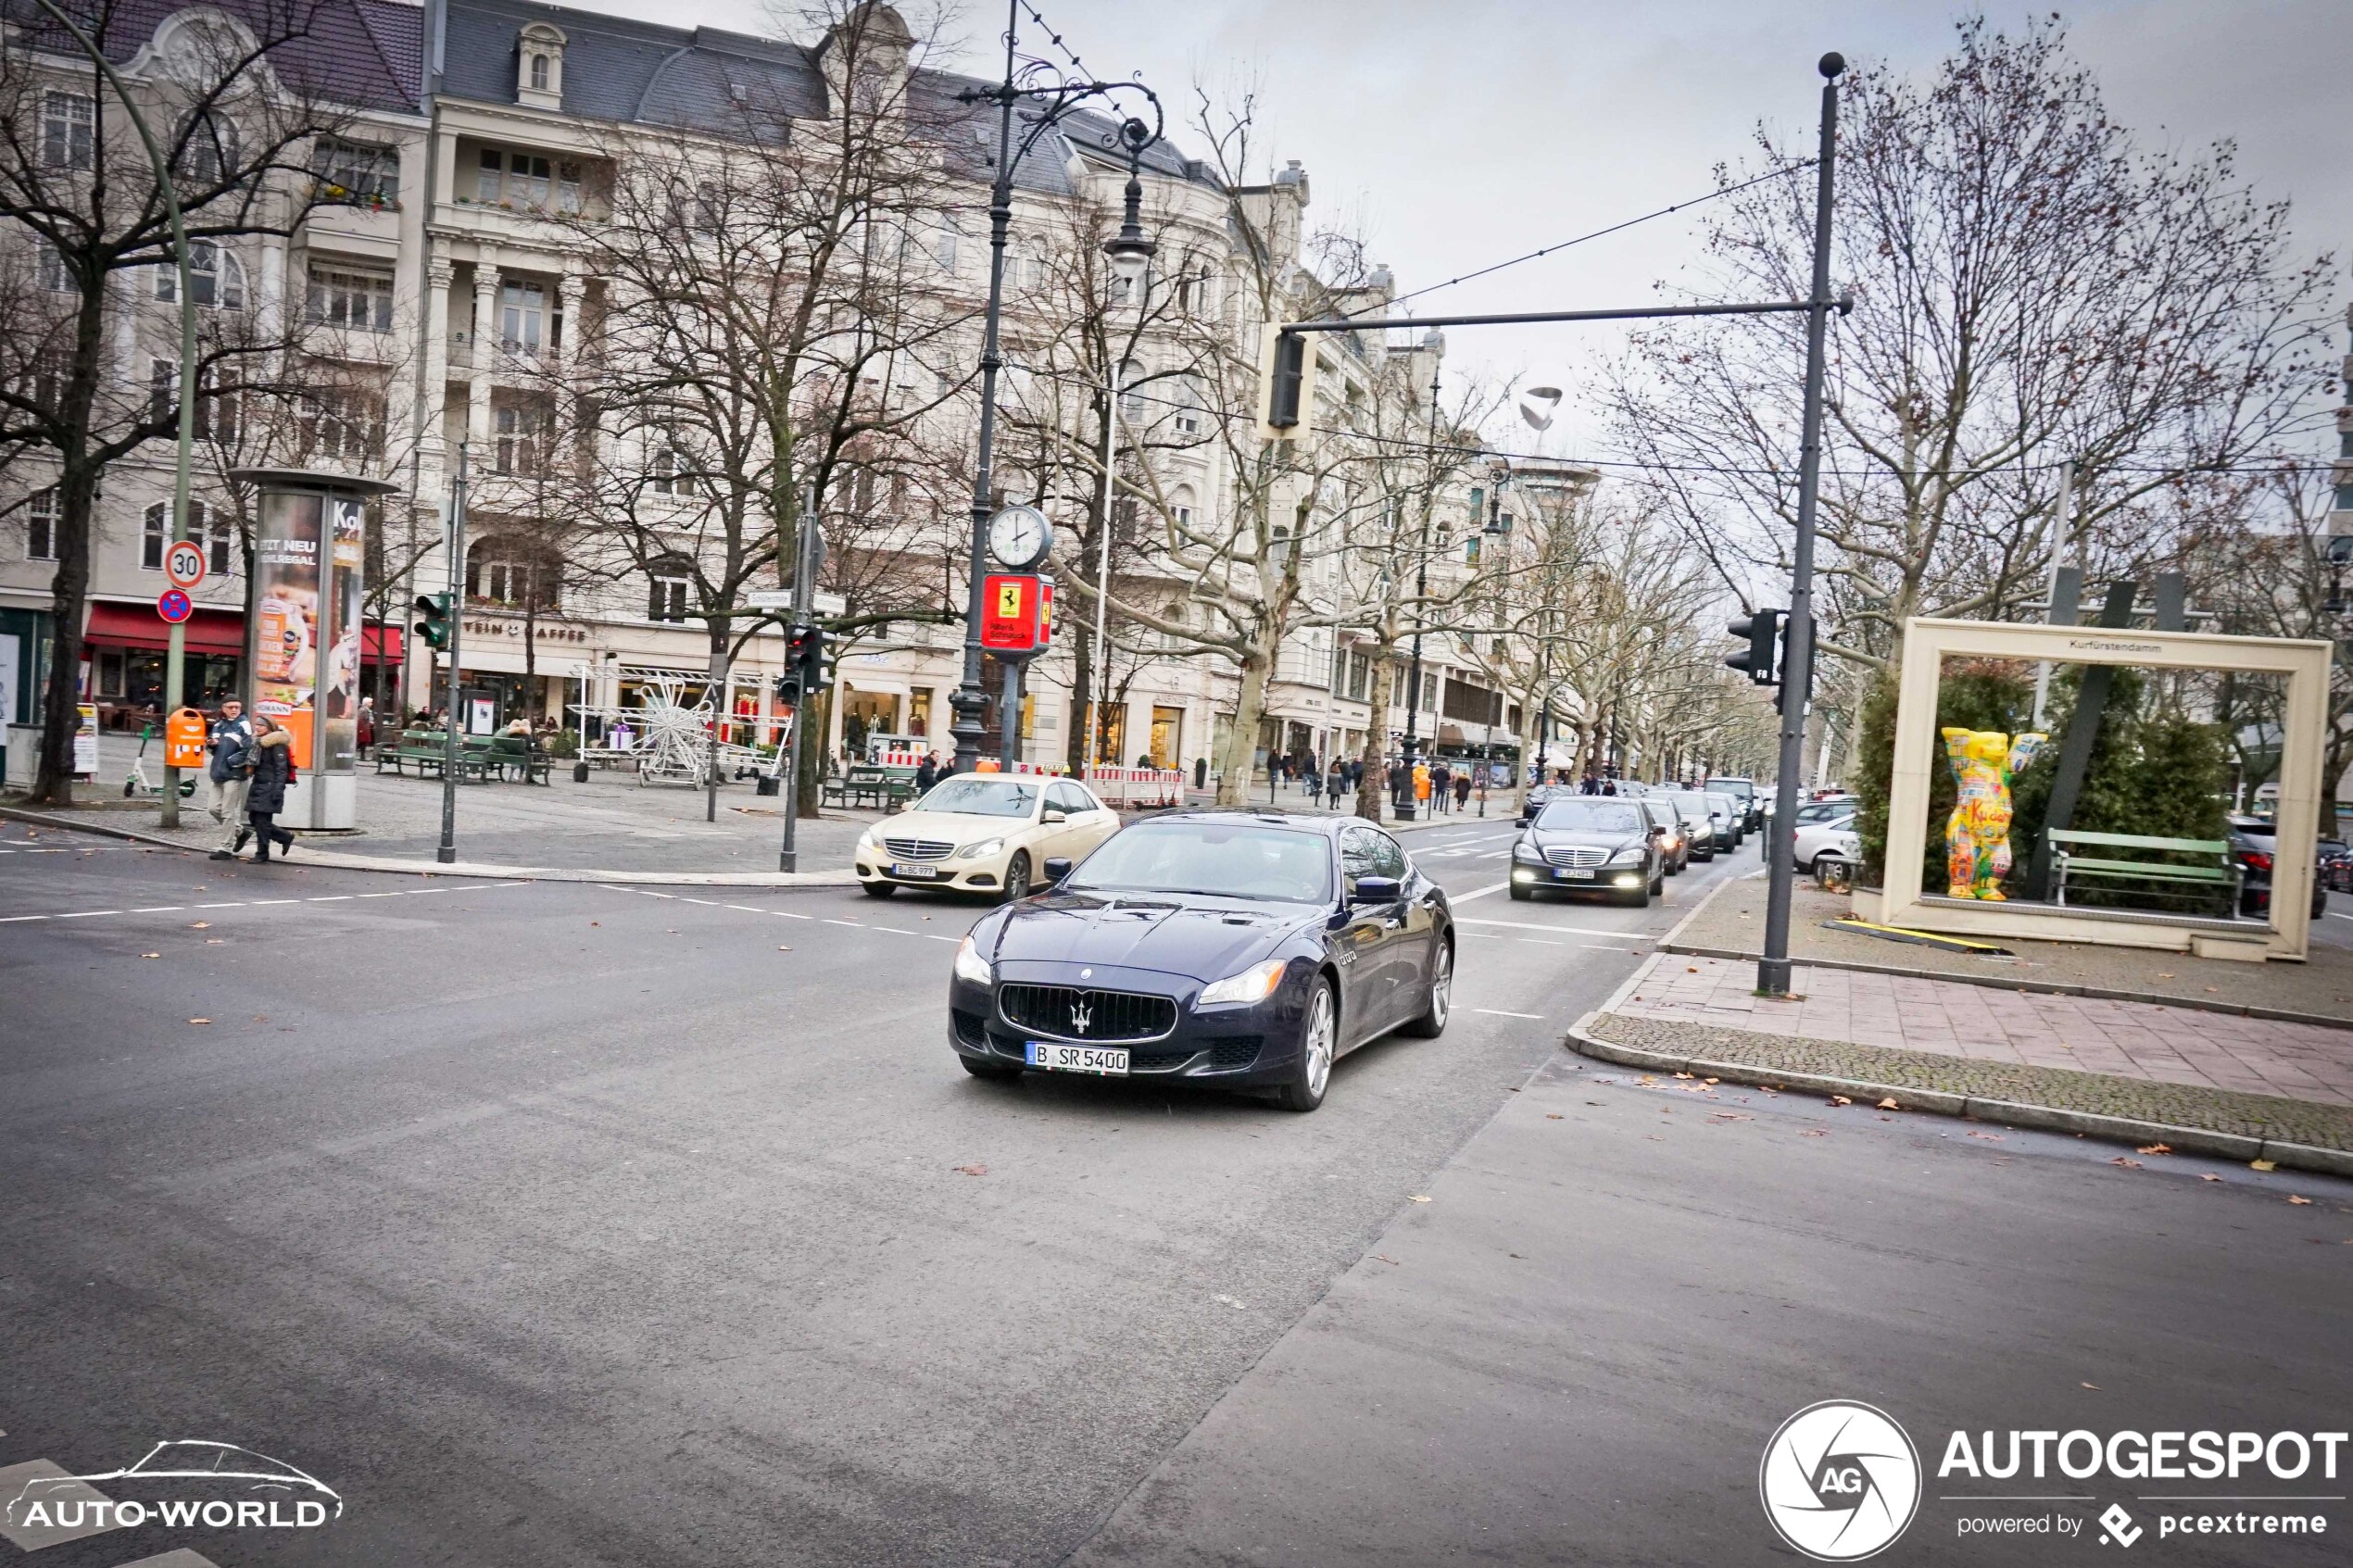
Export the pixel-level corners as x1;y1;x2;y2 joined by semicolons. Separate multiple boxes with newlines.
1197;958;1287;1008
1513;843;1545;864
956;837;1006;860
1608;847;1645;865
952;935;992;986
857;826;880;849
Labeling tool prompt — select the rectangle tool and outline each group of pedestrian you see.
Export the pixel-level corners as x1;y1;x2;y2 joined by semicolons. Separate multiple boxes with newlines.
203;699;297;863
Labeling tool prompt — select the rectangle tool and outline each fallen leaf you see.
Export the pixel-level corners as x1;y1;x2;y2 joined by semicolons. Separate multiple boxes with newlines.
1408;1195;1432;1203
2251;1159;2278;1172
777;945;792;951
1545;1112;1564;1120
205;938;223;945
2157;972;2175;979
1686;965;1698;972
1673;1071;1695;1080
1830;1095;1853;1107
2136;1143;2172;1155
187;1018;210;1025
1877;1098;1900;1110
1213;1294;1248;1311
1372;1254;1400;1265
1703;1076;1719;1085
1800;1129;1826;1138
141;952;160;959
590;921;599;926
2081;1382;2100;1390
191;921;210;929
1637;1074;1657;1085
2111;1157;2144;1169
1508;1252;1524;1259
952;1163;988;1177
2199;1173;2223;1183
2287;1196;2313;1206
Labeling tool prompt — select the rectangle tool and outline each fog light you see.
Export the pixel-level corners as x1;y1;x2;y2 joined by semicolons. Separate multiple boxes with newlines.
1513;868;1537;883
1614;873;1641;886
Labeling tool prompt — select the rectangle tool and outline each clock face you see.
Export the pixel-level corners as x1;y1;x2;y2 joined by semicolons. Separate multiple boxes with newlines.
988;505;1051;569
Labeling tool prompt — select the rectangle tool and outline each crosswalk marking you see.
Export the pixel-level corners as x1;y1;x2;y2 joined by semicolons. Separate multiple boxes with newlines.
0;1459;123;1550
115;1551;224;1567
0;881;521;927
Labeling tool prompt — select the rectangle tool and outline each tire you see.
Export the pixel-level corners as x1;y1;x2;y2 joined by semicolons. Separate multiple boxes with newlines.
1000;850;1032;903
1650;866;1666;897
1399;936;1452;1038
1508;881;1533;901
861;880;898;898
1622;879;1651;909
1277;977;1337;1112
960;1055;1022;1080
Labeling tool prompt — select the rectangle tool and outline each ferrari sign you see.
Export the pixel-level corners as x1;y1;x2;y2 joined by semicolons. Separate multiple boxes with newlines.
981;572;1051;656
164;539;208;589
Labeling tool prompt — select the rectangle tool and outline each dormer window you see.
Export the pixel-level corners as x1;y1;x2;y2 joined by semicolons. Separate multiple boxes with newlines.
516;22;565;108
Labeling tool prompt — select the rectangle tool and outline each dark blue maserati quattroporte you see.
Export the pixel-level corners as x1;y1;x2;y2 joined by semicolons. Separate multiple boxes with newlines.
947;810;1453;1111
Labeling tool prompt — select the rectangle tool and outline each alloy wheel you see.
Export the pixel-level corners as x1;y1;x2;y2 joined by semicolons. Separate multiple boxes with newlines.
1302;986;1334;1098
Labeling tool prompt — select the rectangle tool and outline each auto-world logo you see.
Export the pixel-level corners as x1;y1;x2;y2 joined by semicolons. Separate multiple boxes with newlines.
1760;1400;1922;1561
5;1441;341;1534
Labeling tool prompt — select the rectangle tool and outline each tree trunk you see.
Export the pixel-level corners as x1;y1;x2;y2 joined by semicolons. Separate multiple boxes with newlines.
1214;649;1271;807
796;684;829;816
1355;651;1399;821
31;460;100;807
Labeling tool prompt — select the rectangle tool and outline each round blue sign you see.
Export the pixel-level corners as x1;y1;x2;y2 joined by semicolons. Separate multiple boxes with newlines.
157;588;193;623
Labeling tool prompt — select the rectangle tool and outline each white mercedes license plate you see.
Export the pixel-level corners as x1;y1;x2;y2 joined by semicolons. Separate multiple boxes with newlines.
892;862;941;878
1026;1042;1130;1075
1555;867;1595;880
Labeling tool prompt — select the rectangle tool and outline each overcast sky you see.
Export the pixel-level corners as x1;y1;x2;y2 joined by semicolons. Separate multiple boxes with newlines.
558;0;2346;453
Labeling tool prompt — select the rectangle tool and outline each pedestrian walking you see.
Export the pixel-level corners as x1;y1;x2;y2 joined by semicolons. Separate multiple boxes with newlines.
1302;760;1321;802
1327;766;1347;809
1430;760;1452;814
1413;759;1431;812
914;752;939;795
204;699;253;859
242;715;298;863
1453;771;1472;811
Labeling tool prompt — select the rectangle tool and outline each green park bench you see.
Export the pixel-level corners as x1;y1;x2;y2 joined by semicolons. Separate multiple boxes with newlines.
2047;828;2240;911
374;730;489;782
485;734;551;784
824;766;918;811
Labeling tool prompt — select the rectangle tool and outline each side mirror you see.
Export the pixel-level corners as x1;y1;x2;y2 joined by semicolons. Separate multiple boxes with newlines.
1042;856;1074;884
1351;875;1403;904
1515;813;1532;828
1042;808;1067;824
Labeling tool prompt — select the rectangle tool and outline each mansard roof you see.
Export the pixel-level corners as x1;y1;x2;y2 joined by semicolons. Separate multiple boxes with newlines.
8;0;423;112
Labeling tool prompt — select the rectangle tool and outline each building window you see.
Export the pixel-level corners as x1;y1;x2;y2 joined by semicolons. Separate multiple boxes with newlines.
300;388;383;464
934;214;961;271
650;445;693;496
529;53;549;91
1116;360;1145;421
310;137;398;204
154;240;245;309
25;489;57;560
176;112;239;184
476;147;576;213
1172;376;1202;437
1464;535;1480;566
468;536;559;609
204;505;233;574
499;280;547;353
308;267;395;332
493;398;547;475
142;501;168;569
42;92;94;170
1169;484;1195;532
648;559;693;621
36;244;70;293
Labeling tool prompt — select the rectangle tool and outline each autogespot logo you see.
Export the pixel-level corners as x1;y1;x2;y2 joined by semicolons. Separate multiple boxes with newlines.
1760;1400;1923;1562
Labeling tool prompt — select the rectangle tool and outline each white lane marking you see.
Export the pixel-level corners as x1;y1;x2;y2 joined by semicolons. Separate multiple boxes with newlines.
874;926;916;935
195;901;247;909
308;896;354;902
356;891;406;898
1451;882;1510;902
129;906;184;913
678;897;720;906
1474;1008;1545;1019
823;919;863;928
56;909;122;919
925;934;959;942
1458;916;1655;938
247;898;302;906
724;904;765;912
774;909;812;920
0;914;48;922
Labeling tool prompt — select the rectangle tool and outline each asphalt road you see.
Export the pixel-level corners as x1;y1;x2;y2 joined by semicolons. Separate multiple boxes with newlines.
0;815;1718;1568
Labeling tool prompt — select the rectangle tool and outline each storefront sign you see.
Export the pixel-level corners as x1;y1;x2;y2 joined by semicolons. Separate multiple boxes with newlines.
981;573;1047;655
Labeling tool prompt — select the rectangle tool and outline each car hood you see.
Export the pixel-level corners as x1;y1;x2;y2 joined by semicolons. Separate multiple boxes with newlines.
1528;829;1648;855
875;809;1035;844
984;892;1317;979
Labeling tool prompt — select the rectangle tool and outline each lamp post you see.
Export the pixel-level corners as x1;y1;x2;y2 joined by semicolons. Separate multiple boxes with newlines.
949;5;1158;774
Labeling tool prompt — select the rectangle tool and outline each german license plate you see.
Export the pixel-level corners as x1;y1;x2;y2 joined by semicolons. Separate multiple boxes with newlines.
892;862;941;878
1027;1042;1129;1075
1555;867;1595;880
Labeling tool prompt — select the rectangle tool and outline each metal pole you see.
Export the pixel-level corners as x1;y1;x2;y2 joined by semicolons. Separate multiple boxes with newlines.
948;0;1023;777
2030;457;2076;730
778;490;819;872
1089;361;1121;783
704;648;724;822
436;444;468;863
1758;54;1843;998
32;0;198;824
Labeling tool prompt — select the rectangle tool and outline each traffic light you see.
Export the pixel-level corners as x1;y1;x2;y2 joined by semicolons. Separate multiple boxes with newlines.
774;671;802;708
1726;608;1783;685
788;623;835;695
413;592;454;651
1255;324;1317;442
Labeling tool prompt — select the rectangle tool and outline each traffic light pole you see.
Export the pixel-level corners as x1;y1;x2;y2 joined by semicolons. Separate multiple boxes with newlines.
436;444;468;865
778;508;823;873
1757;55;1844;997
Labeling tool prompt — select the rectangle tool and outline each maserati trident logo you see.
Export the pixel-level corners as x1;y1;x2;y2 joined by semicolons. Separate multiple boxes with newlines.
1069;998;1092;1035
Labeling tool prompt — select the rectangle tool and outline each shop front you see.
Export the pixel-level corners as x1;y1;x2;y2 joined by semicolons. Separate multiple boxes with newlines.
83;603;244;727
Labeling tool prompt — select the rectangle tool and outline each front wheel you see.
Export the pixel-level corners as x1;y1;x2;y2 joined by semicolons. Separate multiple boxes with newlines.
999;850;1032;903
1508;881;1533;901
1276;978;1337;1112
861;880;898;898
1399;938;1452;1038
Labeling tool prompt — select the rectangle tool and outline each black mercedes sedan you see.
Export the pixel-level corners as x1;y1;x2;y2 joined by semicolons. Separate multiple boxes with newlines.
947;809;1453;1112
1509;795;1667;906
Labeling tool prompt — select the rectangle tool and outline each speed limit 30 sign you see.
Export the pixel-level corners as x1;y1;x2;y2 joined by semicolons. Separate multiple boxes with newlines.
164;538;208;589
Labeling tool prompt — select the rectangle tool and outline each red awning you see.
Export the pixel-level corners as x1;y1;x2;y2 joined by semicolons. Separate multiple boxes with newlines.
363;622;402;663
83;602;245;657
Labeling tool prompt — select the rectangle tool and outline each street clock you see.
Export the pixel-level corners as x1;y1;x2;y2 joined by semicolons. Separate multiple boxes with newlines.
987;504;1052;571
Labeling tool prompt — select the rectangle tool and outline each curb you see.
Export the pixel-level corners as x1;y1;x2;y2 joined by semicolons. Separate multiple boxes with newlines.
1562;1012;2353;1181
1652;865;1765;951
1656;939;2353;1035
0;807;860;889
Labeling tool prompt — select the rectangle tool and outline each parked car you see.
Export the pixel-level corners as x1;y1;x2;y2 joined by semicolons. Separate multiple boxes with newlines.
1515;783;1565;827
1793;810;1858;875
1705;775;1763;833
2318;839;2352;895
1664;789;1718;862
1639;796;1691;873
946;810;1453;1113
854;774;1119;901
1703;790;1744;851
2228;816;2330;922
1510;796;1667;906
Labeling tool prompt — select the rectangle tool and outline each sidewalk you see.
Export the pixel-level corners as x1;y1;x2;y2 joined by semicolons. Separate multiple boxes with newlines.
1579;951;2353;1173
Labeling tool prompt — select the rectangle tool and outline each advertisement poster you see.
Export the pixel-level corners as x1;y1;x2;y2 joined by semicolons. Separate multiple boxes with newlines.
252;489;322;766
320;498;365;772
73;701;97;776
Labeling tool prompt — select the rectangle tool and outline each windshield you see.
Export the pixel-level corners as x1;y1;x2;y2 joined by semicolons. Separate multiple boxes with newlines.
1705;779;1754;799
1668;793;1709;816
1066;822;1332;903
1535;800;1649;835
914;777;1038;818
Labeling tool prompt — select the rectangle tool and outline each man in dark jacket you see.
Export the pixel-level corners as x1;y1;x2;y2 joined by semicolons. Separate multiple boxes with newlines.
914;753;939;795
242;717;298;862
205;699;253;859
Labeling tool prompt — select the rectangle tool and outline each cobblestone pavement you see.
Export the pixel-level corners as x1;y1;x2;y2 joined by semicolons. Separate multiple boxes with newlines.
1587;1010;2353;1152
1670;869;2353;1021
1621;953;2353;1102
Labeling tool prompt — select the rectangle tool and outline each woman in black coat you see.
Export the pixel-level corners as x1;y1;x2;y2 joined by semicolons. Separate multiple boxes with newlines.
244;716;297;862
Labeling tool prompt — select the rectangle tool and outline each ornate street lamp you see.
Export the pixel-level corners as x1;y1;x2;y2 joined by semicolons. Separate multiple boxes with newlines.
949;5;1161;773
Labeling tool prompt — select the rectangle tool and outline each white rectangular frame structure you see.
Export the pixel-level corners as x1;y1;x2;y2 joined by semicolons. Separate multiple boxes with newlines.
1881;617;2332;960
